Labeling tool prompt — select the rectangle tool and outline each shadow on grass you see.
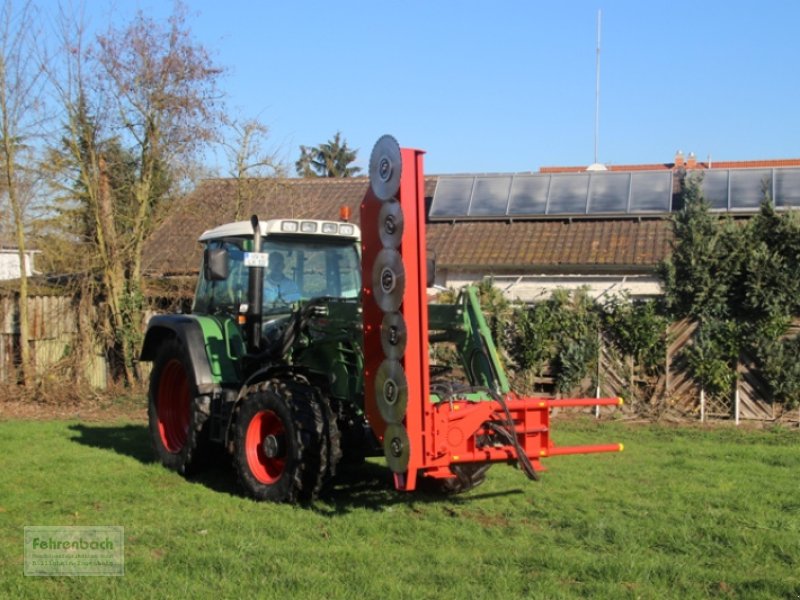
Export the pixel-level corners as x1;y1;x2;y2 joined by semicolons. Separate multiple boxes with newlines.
68;423;241;496
69;423;154;464
67;423;524;512
313;461;525;516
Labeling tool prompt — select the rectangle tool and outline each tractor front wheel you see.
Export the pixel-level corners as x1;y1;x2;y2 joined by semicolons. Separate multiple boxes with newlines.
233;380;327;503
147;338;210;474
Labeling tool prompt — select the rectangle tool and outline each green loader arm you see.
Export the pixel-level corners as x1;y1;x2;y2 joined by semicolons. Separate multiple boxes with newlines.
458;286;511;394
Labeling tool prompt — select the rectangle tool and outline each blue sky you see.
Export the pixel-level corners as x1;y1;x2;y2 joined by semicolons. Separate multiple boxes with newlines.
42;1;800;175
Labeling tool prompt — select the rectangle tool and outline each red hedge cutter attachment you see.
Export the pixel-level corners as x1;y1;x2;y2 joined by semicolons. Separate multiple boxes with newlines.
361;135;623;492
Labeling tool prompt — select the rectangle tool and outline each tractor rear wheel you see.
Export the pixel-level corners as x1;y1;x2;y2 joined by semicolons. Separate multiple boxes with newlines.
233;379;335;503
147;338;210;474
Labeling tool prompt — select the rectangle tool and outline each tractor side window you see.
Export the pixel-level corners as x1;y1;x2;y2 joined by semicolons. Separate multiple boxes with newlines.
193;245;215;314
211;247;248;309
193;241;248;314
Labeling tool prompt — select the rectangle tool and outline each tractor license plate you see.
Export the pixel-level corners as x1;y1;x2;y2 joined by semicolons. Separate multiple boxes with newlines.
243;252;270;267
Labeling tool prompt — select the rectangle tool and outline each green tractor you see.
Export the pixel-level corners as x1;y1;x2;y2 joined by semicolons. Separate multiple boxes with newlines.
140;216;371;502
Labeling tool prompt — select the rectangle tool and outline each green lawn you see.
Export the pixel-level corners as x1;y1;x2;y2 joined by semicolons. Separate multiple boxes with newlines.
0;416;798;599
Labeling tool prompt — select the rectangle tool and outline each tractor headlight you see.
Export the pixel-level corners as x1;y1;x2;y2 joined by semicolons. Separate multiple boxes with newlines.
321;223;338;234
281;221;299;233
300;221;318;233
339;224;355;236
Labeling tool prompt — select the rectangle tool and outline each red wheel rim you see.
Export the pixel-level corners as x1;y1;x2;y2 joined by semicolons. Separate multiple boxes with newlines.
245;410;286;484
156;358;191;453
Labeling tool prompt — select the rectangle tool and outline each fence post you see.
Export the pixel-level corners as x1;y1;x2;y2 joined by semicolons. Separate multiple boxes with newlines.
595;385;601;419
734;387;740;426
595;330;601;419
700;387;705;423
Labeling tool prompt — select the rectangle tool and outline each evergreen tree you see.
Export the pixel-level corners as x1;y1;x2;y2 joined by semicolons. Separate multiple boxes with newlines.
661;174;739;320
660;175;800;405
295;131;361;178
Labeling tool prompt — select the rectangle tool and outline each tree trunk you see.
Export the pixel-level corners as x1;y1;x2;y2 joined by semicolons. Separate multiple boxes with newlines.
96;157;136;385
3;138;30;387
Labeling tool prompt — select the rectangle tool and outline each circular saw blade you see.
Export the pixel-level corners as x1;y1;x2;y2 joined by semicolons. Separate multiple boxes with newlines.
371;248;405;312
369;135;402;201
374;359;408;423
380;311;407;360
383;423;410;473
378;199;404;249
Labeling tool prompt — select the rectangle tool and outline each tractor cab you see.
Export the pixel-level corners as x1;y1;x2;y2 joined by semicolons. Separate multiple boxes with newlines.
193;218;361;321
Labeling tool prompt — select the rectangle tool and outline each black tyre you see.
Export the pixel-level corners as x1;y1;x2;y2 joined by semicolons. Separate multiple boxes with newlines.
233;379;330;503
147;338;211;475
436;463;491;494
316;394;343;491
330;398;375;465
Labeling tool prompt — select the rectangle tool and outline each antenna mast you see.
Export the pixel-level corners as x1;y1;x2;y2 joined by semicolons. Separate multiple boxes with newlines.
594;9;601;165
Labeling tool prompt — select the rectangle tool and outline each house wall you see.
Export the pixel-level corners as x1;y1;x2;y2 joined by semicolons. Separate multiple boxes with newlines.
0;252;35;280
441;270;663;302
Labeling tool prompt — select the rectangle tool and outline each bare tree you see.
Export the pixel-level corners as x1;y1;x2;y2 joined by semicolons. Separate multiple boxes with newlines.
46;1;224;384
0;0;46;386
220;116;283;220
95;2;223;286
42;5;127;384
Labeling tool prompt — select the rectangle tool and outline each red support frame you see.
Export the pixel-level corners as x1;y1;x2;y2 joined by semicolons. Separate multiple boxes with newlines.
361;142;622;492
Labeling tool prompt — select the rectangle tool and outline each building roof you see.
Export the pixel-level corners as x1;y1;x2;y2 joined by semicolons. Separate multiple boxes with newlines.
143;176;672;277
427;219;670;273
541;156;800;173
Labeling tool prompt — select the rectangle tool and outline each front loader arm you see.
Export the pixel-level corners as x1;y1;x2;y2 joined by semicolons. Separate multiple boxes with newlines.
458;286;510;395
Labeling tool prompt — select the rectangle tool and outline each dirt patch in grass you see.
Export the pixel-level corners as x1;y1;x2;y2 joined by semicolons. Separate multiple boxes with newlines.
0;394;146;422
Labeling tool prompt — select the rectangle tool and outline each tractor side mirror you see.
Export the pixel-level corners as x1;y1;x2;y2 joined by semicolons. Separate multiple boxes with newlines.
426;249;436;288
204;247;229;281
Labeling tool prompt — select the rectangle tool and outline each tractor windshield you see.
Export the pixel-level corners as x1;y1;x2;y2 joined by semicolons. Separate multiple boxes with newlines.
194;237;361;316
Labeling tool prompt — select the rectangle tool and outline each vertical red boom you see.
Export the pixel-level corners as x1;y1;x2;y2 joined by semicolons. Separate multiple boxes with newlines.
361;137;623;491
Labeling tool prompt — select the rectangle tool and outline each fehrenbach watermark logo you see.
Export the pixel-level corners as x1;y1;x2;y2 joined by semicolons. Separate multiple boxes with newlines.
24;526;124;576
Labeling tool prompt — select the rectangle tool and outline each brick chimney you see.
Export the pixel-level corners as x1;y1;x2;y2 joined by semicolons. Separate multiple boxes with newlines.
687;152;697;169
674;150;684;168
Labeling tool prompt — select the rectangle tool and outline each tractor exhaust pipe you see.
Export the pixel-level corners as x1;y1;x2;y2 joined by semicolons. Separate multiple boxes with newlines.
246;215;264;353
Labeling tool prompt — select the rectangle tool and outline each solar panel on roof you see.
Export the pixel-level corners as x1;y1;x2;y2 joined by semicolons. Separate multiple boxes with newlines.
729;169;770;210
469;176;513;216
429;177;472;218
588;172;630;213
548;174;590;214
428;167;799;221
701;171;730;210
508;175;549;215
630;172;673;212
700;168;800;212
430;170;674;219
775;169;800;207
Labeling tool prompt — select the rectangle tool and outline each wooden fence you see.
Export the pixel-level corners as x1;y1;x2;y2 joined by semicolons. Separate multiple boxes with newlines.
594;318;799;422
0;292;797;422
0;294;108;389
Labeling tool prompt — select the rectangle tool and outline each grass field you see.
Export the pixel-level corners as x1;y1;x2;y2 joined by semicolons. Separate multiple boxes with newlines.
0;413;798;599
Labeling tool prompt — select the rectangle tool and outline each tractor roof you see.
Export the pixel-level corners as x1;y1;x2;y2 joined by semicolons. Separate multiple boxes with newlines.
198;218;361;243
